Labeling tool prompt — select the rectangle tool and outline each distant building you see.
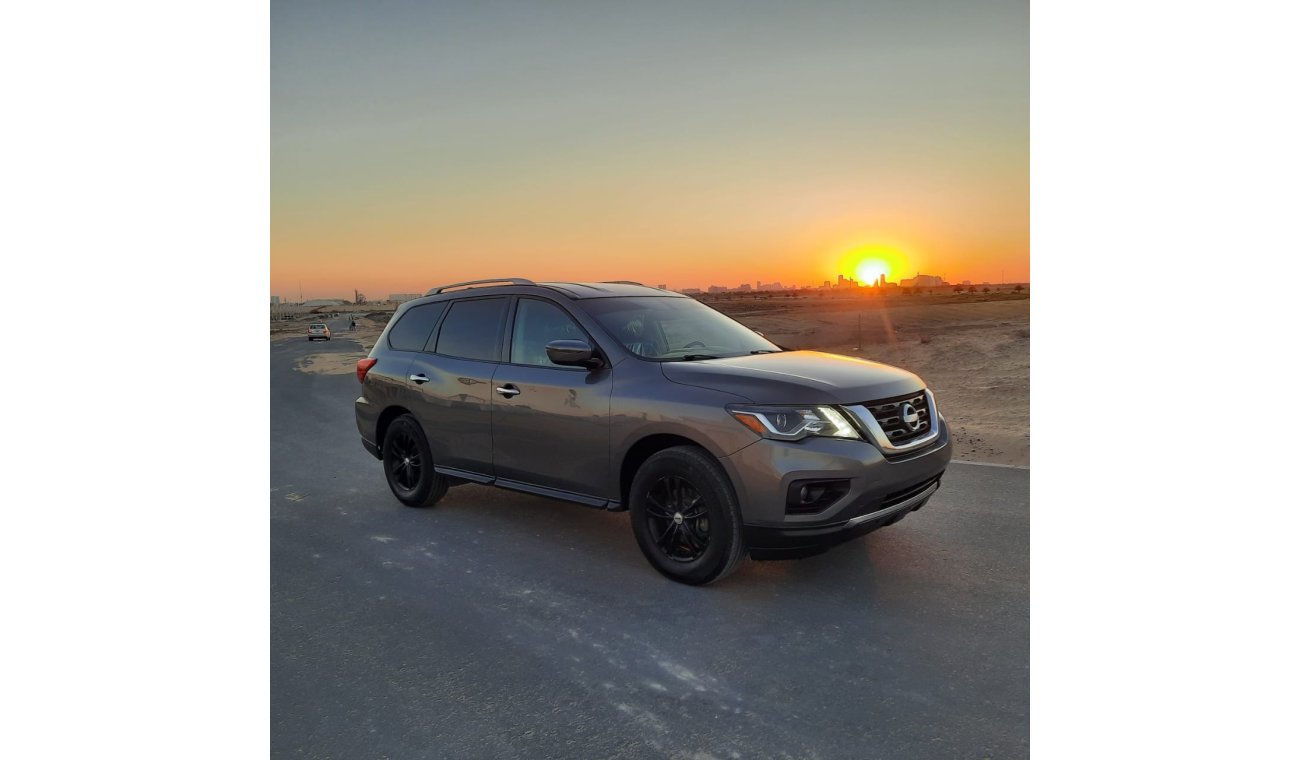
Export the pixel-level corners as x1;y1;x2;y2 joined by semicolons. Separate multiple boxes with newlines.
962;280;972;286
387;293;422;304
822;280;832;288
900;273;943;288
708;285;727;294
737;283;752;292
681;288;702;295
270;295;280;305
303;298;346;307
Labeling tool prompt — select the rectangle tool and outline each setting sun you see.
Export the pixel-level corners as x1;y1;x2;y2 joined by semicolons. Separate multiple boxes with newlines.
855;259;890;286
838;242;909;286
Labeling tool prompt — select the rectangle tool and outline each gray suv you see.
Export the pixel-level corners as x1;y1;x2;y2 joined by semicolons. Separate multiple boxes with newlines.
355;278;950;585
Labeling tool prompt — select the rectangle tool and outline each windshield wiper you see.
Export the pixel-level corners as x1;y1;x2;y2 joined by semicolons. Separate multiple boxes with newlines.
678;354;720;361
749;349;780;354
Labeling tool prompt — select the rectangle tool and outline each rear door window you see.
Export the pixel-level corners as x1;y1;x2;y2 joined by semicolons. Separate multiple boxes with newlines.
433;298;508;361
387;302;447;351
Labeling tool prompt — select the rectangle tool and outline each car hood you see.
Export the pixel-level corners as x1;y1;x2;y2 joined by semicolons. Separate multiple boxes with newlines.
660;350;925;405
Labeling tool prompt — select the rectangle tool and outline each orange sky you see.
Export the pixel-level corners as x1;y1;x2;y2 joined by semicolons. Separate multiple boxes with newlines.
272;2;1027;300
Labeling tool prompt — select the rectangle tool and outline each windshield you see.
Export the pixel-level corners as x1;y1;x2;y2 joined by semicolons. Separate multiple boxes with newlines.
583;297;779;360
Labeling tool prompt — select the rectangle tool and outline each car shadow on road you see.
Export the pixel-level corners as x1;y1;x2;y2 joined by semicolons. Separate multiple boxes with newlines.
425;482;941;596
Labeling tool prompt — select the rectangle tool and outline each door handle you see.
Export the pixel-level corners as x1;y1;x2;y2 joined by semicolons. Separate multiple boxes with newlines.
496;384;521;398
409;373;430;384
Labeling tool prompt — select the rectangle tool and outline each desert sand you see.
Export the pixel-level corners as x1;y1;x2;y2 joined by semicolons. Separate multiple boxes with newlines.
285;315;389;375
275;293;1029;467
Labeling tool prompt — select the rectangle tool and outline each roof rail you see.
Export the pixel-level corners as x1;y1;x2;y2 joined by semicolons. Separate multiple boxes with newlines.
600;280;645;286
426;278;536;296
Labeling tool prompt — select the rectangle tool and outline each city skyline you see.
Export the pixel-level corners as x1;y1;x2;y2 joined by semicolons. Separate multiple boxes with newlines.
272;268;1026;304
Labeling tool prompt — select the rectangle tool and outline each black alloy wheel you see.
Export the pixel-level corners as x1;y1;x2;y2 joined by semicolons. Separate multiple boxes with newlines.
644;475;711;562
386;429;423;491
629;446;746;585
382;414;448;508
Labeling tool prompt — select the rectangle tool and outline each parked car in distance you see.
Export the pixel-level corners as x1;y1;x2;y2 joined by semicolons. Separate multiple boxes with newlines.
354;279;951;585
307;323;331;341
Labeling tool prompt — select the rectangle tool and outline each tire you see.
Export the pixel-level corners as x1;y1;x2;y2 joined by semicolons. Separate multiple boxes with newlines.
629;446;746;585
381;414;448;508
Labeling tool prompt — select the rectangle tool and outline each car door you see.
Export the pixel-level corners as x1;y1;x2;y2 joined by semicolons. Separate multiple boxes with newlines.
491;296;613;500
405;296;509;478
367;300;448;429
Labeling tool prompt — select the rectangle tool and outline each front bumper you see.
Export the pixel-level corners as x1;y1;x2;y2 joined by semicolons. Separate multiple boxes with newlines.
719;417;951;559
743;477;939;559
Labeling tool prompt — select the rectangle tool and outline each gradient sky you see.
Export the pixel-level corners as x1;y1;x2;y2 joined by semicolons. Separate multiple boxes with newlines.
272;0;1027;300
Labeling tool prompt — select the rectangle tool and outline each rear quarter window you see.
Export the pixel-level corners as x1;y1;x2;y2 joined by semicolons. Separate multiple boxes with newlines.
386;303;447;351
434;298;508;361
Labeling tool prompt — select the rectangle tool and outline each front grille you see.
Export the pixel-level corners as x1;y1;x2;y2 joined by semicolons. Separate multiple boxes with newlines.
862;390;932;446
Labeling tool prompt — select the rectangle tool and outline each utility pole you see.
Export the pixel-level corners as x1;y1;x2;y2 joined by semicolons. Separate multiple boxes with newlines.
298;280;303;303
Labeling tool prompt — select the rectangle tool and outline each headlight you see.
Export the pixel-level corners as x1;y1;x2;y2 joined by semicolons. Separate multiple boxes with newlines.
727;405;860;441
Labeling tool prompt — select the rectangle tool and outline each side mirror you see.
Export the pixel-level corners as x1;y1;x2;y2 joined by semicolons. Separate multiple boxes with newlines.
546;339;601;368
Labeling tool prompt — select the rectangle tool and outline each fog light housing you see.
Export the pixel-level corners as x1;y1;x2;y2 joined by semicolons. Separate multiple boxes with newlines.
786;478;851;515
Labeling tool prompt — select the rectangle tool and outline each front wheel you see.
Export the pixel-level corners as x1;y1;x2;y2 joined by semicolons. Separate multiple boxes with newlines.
629;446;745;585
382;414;448;507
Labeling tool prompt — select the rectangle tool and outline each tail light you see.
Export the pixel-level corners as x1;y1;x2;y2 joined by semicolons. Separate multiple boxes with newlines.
356;358;378;384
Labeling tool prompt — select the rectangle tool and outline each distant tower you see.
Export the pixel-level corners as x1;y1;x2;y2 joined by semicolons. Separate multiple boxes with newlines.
878;274;885;288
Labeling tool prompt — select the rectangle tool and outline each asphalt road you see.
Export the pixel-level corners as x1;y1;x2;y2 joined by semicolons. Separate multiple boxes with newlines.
272;319;1029;759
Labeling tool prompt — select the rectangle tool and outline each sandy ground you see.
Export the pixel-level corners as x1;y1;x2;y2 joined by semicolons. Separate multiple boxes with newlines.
273;294;1029;466
287;316;389;375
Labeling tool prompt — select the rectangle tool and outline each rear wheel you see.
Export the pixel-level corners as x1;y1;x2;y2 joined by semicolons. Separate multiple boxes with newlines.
382;414;448;507
629;446;745;585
